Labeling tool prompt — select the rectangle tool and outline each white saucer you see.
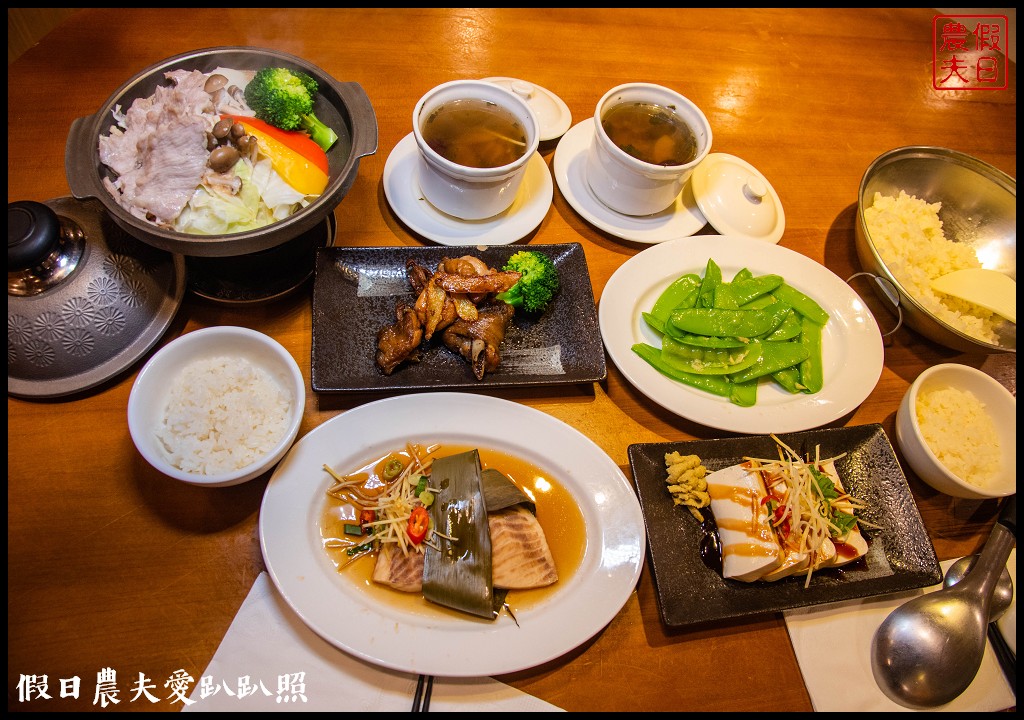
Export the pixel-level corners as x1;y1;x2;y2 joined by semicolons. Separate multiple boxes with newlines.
553;118;707;244
383;133;553;246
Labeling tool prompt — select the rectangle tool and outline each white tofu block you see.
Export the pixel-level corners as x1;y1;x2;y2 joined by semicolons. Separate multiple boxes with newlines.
705;463;783;582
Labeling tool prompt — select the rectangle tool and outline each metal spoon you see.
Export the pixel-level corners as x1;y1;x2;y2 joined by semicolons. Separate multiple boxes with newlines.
942;555;1014;623
870;495;1016;708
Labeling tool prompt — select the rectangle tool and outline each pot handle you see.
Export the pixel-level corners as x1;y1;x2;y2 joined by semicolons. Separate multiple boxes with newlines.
65;115;100;201
847;271;904;341
335;81;379;160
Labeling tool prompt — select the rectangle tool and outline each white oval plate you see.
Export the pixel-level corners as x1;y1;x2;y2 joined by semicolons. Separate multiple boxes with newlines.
600;237;885;434
383;133;553;246
259;392;644;677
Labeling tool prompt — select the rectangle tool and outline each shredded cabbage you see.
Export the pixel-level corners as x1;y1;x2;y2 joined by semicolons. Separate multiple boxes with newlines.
172;158;312;235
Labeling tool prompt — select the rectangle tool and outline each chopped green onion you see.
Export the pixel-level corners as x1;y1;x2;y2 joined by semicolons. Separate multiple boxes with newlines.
346;540;375;556
343;523;364;536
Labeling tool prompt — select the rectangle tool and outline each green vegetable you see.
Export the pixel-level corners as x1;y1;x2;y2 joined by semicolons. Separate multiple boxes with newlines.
346;540;375;556
713;274;784;309
667;332;748;348
382;458;403;480
244;67;339;151
728;340;810;384
343;523;364;536
634;261;831;406
772;283;830;325
771;366;807;394
696;258;722;309
649;273;701;325
669;304;791;339
729;378;759;407
798;317;825;393
810;465;858;537
642;311;667;335
631;343;732;397
495;250;561;313
763;310;802;341
660;336;763;375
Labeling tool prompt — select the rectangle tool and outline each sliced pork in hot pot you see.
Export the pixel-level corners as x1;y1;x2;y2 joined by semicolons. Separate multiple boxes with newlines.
98;70;215;227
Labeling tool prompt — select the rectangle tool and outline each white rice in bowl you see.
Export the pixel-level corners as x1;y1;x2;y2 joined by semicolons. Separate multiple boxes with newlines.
915;384;1000;488
156;355;292;475
864;190;1004;345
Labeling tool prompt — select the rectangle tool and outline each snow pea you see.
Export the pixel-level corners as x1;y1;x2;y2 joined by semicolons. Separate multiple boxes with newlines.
740;294;779;311
667;332;749;348
642;312;667;335
631;343;732;397
729;378;758;407
714;274;784;309
772;283;830;325
670;303;792;339
798;317;825;393
661;337;763;375
771;366;807;394
649;273;701;325
763;309;802;341
696;259;722;309
728;340;809;383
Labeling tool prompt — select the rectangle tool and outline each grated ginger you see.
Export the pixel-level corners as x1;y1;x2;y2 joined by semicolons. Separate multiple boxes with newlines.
664;452;711;521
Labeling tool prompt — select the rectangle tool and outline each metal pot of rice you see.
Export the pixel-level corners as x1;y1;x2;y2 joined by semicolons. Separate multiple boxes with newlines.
855;146;1016;353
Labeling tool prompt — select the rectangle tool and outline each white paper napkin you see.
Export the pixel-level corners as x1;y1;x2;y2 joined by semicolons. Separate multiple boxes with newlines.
785;551;1016;712
184;572;563;712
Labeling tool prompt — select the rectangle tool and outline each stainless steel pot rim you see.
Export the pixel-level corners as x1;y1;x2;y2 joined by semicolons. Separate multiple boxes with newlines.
66;45;378;258
856;145;1016;353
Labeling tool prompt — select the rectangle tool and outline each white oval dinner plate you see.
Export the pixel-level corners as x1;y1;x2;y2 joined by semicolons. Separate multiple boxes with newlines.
600;236;885;434
259;392;645;677
382;133;553;246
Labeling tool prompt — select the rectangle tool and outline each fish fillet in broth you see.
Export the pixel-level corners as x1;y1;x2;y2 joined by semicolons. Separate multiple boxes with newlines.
371;505;557;592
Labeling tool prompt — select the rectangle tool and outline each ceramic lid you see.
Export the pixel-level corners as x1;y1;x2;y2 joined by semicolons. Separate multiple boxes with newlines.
482;76;572;142
690;153;785;244
8;197;185;399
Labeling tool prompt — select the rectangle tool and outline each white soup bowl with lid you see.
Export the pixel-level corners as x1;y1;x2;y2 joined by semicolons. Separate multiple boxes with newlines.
412;79;540;221
586;82;712;217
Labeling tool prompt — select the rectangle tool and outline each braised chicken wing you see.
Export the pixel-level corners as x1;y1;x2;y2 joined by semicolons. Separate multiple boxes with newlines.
441;300;515;380
375;302;424;375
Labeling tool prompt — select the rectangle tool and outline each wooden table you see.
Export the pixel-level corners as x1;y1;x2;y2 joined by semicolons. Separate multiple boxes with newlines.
7;8;1016;712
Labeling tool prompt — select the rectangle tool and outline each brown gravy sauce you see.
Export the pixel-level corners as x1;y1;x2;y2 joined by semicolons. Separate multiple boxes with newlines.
318;443;586;620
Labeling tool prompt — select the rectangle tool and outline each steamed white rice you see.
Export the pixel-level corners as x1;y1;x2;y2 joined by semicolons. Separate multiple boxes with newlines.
864;190;1003;344
157;355;291;475
916;384;1000;487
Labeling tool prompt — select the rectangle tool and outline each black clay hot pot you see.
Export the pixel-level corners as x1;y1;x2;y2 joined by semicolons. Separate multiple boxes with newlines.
64;46;378;258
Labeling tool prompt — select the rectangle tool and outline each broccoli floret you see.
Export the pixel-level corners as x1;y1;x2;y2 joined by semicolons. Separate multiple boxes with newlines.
243;67;339;151
495;250;561;313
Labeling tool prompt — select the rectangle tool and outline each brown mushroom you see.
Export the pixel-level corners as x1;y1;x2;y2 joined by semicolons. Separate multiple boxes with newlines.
209;145;241;173
204;73;229;94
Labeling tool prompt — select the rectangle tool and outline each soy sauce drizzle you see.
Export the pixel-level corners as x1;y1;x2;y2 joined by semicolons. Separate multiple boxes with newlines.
698;519;724;575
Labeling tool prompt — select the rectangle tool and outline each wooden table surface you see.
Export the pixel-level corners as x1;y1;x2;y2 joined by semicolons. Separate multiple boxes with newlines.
7;8;1016;712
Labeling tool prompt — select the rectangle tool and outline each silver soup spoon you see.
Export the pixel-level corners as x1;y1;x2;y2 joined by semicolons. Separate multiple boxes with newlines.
870;495;1016;708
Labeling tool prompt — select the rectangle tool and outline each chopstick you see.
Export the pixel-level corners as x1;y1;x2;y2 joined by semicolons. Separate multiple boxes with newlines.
988;624;1016;695
411;674;434;712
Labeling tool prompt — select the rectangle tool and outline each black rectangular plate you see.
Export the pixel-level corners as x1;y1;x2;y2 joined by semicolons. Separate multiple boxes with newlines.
628;424;942;628
311;243;606;392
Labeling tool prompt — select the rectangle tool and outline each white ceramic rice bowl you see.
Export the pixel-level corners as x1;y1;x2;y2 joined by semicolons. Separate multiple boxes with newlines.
895;363;1015;499
127;326;305;486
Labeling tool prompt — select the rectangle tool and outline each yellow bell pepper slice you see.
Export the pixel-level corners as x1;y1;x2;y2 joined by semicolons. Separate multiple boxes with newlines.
235;120;329;196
